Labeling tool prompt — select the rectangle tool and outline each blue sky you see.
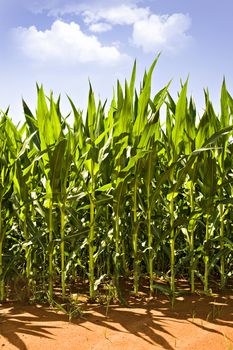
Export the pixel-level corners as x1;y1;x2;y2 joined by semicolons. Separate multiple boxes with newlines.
1;0;233;123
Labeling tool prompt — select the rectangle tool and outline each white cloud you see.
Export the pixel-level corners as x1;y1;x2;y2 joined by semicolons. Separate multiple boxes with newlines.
13;20;128;65
23;2;191;53
89;22;112;33
83;5;150;26
81;5;191;53
132;13;191;53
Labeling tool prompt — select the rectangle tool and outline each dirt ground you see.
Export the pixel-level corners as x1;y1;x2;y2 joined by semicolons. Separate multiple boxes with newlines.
1;293;233;350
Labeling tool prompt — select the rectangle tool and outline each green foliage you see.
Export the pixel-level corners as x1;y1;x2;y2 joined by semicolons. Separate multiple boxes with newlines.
0;56;233;303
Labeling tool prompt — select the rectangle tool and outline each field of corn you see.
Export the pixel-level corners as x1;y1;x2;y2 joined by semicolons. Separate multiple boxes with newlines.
0;56;233;304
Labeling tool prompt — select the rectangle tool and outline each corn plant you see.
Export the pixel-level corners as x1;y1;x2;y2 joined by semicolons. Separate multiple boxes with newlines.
0;57;233;304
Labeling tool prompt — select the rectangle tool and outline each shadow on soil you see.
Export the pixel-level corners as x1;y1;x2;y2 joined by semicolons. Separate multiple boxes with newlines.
0;302;65;350
1;293;233;350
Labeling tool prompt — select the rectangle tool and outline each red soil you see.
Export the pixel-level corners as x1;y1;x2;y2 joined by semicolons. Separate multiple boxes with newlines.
1;293;233;350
